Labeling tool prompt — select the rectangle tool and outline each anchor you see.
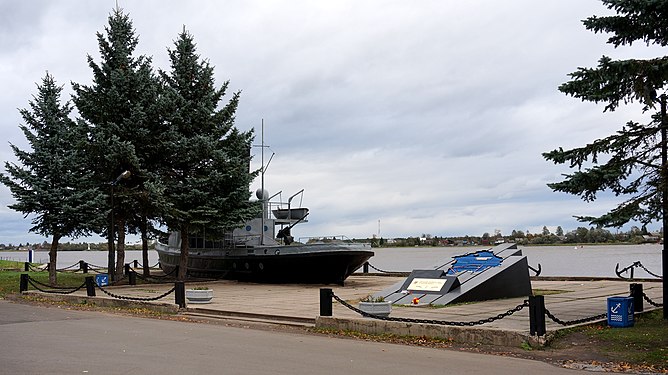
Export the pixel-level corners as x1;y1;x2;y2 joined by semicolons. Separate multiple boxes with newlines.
528;263;542;277
615;261;641;279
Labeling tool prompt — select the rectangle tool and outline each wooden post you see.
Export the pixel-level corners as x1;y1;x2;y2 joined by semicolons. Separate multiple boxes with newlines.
80;260;88;274
85;276;96;297
20;274;28;293
529;295;546;336
630;283;643;312
175;281;186;308
320;288;333;316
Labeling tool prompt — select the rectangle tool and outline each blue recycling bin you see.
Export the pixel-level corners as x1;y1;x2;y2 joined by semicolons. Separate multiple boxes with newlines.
95;273;109;287
607;296;634;328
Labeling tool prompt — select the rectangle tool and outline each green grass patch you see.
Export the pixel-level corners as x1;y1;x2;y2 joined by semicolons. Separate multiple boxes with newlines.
585;309;667;369
532;289;570;296
0;267;88;298
0;259;26;271
548;309;667;371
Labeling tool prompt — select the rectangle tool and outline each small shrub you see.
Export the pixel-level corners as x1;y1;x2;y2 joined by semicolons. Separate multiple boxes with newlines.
360;295;385;303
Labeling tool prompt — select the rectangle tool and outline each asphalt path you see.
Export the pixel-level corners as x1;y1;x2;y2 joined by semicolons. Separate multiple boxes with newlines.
0;300;586;375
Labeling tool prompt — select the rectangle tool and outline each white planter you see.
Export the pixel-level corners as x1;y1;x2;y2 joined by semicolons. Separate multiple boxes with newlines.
358;301;392;317
185;289;214;304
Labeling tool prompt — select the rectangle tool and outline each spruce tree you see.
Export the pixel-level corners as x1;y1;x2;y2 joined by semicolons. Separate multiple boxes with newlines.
0;73;102;285
161;29;259;280
72;8;164;280
543;0;668;318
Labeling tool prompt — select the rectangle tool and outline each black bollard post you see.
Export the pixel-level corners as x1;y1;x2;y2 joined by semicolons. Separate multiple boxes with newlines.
133;259;139;268
80;260;88;274
175;281;186;308
363;262;369;273
20;273;29;293
630;283;644;312
124;263;130;276
85;276;96;297
320;288;333;316
24;262;29;272
529;295;546;336
129;270;136;286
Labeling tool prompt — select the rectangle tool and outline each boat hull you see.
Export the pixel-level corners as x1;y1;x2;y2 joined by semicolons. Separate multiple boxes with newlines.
156;242;374;284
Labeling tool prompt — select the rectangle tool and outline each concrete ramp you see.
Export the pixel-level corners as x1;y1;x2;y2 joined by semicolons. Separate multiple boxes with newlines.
379;243;532;305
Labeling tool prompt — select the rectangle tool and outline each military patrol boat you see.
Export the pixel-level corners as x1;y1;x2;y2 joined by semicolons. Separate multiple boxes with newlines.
155;188;373;284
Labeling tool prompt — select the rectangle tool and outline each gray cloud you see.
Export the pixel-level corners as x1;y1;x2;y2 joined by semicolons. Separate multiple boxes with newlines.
0;0;663;245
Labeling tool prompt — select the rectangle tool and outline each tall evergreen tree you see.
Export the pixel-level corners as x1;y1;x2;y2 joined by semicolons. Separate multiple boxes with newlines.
543;0;668;318
72;8;164;280
160;29;259;280
0;73;102;285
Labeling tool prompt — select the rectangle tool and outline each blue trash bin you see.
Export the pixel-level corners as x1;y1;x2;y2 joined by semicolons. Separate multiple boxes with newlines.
95;274;109;287
607;296;634;328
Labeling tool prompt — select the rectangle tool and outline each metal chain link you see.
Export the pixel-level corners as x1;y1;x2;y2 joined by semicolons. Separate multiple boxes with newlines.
331;292;528;326
544;308;607;326
86;263;107;270
95;284;176;301
617;261;662;280
26;263;46;272
366;263;402;274
55;262;82;272
27;276;84;290
27;277;87;295
643;292;664;307
128;268;177;284
636;263;663;279
143;267;177;279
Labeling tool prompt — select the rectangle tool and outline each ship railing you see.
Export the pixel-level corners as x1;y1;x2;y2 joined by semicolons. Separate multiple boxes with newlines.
299;235;353;244
268;189;304;209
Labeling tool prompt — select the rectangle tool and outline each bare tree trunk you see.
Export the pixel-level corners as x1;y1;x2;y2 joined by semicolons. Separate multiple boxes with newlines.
115;218;126;281
141;214;150;277
178;224;189;281
661;94;667;320
48;235;60;286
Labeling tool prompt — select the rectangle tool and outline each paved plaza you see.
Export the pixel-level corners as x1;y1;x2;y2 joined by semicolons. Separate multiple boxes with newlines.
24;274;663;346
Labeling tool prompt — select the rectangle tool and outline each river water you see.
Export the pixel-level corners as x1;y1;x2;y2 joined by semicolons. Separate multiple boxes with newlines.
0;244;663;278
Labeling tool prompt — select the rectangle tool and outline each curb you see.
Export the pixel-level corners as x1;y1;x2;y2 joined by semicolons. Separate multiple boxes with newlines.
315;316;550;347
17;291;179;314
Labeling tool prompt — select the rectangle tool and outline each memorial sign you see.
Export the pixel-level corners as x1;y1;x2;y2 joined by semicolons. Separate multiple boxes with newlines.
407;278;447;292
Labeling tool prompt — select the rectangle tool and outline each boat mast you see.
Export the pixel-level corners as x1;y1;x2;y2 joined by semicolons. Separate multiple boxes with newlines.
261;119;265;245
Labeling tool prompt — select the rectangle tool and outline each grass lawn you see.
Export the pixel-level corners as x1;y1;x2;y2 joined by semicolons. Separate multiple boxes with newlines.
0;259;89;297
572;309;667;370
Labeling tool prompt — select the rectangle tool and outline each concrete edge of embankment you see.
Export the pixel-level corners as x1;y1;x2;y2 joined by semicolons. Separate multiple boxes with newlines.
315;316;549;347
15;291;180;314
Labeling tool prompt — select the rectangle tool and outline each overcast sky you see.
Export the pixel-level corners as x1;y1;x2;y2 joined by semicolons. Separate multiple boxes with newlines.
1;1;665;245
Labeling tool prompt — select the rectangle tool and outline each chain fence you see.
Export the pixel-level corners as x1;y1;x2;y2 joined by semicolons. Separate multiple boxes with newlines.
544;308;607;326
365;263;404;274
643;292;664;307
331;291;528;327
26;275;87;294
616;261;663;279
95;283;175;301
